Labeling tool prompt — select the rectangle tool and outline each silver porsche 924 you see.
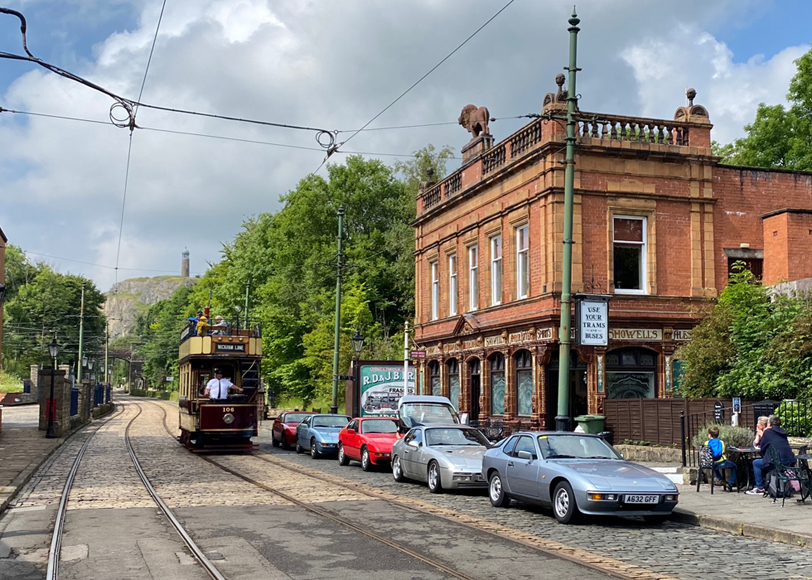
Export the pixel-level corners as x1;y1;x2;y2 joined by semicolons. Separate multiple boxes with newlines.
482;432;679;524
391;425;491;493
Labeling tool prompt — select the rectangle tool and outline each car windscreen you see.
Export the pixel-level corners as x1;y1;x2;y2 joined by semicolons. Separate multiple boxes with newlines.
361;419;398;434
425;428;488;447
312;416;350;428
284;413;309;424
536;435;620;460
400;403;460;428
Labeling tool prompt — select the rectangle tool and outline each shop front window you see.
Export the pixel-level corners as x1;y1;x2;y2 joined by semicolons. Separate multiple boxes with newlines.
490;353;505;415
515;350;532;416
606;347;656;399
447;359;460;408
429;361;441;396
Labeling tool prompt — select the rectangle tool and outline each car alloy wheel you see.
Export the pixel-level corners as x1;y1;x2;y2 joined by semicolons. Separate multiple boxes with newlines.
338;444;350;466
271;433;280;447
392;456;405;482
281;434;290;450
553;481;580;524
489;472;510;508
361;447;371;472
295;442;303;454
311;438;319;459
428;461;443;494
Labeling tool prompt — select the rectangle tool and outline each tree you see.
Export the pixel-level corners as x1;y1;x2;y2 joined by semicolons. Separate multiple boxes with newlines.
718;47;812;170
135;285;193;389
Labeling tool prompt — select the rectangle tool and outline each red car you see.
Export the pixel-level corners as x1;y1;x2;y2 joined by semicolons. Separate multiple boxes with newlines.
271;412;311;449
338;417;399;471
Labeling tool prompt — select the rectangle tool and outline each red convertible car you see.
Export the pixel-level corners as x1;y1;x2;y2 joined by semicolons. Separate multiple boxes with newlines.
338;417;399;471
271;412;311;449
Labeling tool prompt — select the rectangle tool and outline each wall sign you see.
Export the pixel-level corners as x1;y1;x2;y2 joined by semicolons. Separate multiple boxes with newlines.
214;342;246;353
575;295;612;347
673;329;691;341
359;364;415;417
608;328;663;341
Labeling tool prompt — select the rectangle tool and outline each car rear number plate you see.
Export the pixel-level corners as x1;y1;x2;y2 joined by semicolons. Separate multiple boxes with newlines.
625;495;659;504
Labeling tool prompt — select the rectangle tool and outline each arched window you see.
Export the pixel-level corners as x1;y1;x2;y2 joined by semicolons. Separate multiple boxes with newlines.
605;347;657;399
447;359;460;408
514;350;532;416
429;361;441;396
490;353;505;415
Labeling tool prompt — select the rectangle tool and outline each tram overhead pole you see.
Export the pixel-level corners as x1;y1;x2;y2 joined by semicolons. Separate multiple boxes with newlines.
330;207;345;415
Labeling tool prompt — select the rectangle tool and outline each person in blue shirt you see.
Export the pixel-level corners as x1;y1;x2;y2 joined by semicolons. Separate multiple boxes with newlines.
705;426;737;492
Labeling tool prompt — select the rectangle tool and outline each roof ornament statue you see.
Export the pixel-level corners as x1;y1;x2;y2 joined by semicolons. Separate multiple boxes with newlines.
674;88;710;123
458;104;491;139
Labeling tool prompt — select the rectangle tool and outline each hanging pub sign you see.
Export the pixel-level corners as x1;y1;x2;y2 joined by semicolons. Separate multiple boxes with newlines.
574;294;612;347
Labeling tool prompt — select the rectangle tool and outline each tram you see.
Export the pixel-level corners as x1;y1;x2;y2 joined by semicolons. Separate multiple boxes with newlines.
177;320;262;452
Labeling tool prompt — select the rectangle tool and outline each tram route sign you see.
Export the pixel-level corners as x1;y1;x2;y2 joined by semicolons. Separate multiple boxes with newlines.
574;294;612;347
214;342;246;353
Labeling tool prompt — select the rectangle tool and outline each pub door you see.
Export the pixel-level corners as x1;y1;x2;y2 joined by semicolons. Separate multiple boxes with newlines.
545;351;588;430
468;359;481;421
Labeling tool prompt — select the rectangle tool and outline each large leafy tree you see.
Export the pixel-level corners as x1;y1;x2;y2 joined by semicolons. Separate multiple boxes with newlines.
717;47;812;169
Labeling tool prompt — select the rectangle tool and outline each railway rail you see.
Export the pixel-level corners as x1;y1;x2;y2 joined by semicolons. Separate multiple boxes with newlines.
145;398;666;580
45;401;226;580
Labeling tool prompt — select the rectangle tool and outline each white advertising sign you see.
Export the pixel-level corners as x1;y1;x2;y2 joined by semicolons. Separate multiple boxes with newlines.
579;300;609;346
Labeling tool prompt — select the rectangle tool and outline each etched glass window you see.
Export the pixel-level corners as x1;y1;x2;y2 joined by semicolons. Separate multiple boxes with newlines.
605;347;657;399
490;353;505;415
447;359;460;409
429;361;441;397
515;350;533;416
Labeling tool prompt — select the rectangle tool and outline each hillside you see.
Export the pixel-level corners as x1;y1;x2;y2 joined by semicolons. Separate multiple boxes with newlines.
104;276;198;340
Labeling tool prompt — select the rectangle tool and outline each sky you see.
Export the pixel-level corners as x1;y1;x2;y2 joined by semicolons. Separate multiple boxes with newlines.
0;0;810;293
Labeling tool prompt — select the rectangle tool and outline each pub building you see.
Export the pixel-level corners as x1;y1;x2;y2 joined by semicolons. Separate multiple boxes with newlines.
412;81;812;430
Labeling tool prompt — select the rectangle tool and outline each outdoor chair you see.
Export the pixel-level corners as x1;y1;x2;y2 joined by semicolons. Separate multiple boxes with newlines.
696;445;717;494
768;446;811;506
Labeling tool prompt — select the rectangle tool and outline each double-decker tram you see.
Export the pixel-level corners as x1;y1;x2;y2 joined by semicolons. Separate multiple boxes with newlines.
177;320;262;452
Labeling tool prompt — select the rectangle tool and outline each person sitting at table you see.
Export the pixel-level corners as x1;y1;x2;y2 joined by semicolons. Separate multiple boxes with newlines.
705;426;737;492
753;415;769;449
746;415;796;495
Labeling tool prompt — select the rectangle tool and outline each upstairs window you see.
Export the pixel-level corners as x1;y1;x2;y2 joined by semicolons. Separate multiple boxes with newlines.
469;245;479;311
613;217;647;294
516;225;529;299
449;254;457;316
431;261;439;320
490;235;502;306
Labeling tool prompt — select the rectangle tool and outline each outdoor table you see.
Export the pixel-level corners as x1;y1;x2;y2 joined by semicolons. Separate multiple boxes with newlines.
729;446;759;491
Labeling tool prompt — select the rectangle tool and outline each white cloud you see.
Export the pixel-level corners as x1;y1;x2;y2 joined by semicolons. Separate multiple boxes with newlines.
622;24;806;144
0;0;804;291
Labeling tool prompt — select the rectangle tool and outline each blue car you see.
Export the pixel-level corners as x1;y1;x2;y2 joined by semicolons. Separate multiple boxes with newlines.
295;414;351;458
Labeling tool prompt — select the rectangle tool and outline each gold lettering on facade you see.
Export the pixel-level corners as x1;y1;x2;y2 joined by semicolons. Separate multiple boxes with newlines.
536;328;553;341
508;330;533;345
673;329;691;341
608;328;663;341
484;335;506;347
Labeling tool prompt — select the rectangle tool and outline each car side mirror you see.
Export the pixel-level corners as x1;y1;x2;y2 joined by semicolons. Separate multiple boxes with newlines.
517;450;533;461
347;428;356;435
460;412;469;425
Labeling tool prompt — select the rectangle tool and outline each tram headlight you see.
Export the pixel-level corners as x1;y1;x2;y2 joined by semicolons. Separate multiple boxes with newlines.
223;413;235;425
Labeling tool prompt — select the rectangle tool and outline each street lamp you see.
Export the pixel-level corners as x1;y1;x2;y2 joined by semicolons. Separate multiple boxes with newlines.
81;354;88;368
351;329;365;357
45;338;59;439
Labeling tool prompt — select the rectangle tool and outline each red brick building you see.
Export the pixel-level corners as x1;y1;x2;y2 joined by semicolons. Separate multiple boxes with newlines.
412;83;812;430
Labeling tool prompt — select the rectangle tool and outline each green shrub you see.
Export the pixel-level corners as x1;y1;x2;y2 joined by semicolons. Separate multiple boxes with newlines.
691;422;755;450
776;400;812;437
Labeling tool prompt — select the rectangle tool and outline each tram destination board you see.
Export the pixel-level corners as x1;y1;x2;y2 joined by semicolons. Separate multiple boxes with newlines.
214;342;247;353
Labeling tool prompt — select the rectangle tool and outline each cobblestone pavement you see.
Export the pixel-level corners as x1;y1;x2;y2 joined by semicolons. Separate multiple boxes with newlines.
232;417;812;580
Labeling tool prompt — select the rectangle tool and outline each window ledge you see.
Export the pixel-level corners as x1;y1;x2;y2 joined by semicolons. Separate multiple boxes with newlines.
613;289;649;296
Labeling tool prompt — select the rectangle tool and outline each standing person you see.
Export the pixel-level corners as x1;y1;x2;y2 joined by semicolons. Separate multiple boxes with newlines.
746;415;796;495
753;416;769;448
705;426;737;492
188;311;203;336
203;369;243;401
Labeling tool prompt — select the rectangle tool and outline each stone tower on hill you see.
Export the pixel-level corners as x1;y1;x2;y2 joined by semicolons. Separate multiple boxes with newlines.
181;248;190;278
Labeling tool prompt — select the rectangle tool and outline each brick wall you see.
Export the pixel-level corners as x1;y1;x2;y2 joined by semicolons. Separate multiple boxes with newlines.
762;210;812;285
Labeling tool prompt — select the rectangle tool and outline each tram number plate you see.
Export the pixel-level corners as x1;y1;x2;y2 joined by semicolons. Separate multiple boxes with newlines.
222;407;235;413
625;495;659;504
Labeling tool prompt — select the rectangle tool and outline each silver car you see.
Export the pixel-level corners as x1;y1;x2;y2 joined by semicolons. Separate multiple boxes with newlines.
391;425;490;493
482;432;679;524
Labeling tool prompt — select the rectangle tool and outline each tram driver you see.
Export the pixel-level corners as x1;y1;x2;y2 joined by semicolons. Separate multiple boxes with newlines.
203;368;243;401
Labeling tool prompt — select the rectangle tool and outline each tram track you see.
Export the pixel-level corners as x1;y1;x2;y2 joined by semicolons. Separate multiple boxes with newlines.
145;398;671;580
45;400;227;580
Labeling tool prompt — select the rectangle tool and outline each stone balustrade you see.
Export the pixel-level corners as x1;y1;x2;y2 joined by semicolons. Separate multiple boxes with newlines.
418;112;707;216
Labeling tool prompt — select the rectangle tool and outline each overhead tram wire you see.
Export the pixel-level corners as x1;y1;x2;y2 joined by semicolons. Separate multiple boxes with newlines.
333;0;518;156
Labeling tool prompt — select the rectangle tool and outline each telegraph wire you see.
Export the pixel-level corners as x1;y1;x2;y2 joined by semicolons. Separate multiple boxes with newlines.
22;250;202;274
336;0;517;152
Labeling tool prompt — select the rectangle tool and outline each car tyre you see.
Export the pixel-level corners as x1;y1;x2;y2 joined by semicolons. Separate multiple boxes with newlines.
338;444;350;466
310;438;320;459
488;472;510;507
361;447;372;472
280;434;290;450
392;455;406;482
643;515;670;525
427;461;443;494
295;441;303;454
552;481;581;524
271;433;280;448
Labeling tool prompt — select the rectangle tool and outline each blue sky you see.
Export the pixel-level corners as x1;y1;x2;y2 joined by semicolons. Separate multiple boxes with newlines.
0;0;810;291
